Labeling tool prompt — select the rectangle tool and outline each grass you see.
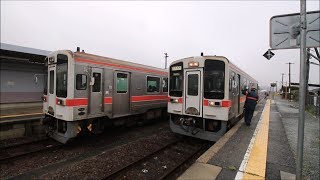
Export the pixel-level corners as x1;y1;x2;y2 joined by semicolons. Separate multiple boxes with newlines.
227;165;237;171
305;105;318;116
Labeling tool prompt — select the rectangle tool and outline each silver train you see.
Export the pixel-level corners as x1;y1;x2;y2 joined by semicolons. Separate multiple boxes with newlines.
168;55;258;141
42;48;168;143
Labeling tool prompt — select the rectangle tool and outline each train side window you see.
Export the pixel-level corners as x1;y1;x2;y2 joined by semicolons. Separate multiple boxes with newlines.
162;77;168;92
76;74;87;90
117;73;128;93
92;73;101;92
49;70;54;94
147;76;160;93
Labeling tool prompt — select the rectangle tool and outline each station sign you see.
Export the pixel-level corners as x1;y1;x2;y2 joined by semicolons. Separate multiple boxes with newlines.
270;11;320;50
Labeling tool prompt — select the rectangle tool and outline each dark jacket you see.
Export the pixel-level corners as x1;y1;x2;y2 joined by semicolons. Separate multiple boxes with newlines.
244;91;259;111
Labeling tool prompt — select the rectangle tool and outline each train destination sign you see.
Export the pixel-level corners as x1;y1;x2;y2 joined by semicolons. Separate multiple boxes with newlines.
270;11;320;50
171;66;182;71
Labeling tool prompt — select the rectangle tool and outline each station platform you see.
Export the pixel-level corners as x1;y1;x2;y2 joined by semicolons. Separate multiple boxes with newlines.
0;102;43;123
179;96;319;179
0;102;44;140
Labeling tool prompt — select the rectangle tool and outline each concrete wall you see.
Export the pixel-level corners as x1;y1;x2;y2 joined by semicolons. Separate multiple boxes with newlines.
0;60;46;103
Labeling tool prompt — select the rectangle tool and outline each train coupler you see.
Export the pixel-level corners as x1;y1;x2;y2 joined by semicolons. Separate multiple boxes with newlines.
179;117;200;135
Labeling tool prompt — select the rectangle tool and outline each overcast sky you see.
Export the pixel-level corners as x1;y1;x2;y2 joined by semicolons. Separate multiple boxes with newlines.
1;1;319;88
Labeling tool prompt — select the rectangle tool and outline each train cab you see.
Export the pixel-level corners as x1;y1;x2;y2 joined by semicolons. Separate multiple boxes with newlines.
168;55;258;141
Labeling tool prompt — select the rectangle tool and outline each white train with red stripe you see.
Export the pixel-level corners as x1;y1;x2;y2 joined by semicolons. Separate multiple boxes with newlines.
168;55;258;141
42;48;168;143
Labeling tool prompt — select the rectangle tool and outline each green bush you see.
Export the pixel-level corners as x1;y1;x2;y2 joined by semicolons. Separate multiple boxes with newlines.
306;105;317;116
292;90;299;101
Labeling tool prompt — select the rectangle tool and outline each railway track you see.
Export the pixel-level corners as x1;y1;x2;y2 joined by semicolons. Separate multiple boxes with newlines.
0;138;62;162
104;137;210;180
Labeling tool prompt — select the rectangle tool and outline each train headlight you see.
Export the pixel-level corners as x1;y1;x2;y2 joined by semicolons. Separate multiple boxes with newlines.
208;101;221;107
56;99;65;106
188;61;199;67
171;98;179;103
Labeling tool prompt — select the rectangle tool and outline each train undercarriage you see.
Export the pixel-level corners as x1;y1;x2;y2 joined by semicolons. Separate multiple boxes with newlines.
42;108;167;143
169;113;243;142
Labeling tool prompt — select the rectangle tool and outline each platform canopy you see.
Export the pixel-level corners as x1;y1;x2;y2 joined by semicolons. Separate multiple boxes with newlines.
0;43;51;64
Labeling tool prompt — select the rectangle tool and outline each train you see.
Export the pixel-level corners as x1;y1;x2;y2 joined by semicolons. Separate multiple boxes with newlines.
41;48;168;143
168;55;258;141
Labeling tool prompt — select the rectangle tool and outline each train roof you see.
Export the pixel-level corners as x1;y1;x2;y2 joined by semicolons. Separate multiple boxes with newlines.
51;50;167;75
170;55;258;83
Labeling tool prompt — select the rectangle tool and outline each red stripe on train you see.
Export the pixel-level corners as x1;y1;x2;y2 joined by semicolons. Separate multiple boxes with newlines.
104;97;112;104
56;95;167;106
203;99;209;106
132;95;168;102
56;98;113;106
65;98;88;106
75;58;167;76
203;99;232;107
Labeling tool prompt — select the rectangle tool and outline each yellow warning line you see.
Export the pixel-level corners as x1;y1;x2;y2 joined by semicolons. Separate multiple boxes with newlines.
0;112;43;119
242;99;270;179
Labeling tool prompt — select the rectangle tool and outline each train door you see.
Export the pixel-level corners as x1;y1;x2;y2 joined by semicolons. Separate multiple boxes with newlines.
113;71;130;116
184;70;202;116
230;72;237;117
90;68;103;114
235;74;241;116
47;66;56;116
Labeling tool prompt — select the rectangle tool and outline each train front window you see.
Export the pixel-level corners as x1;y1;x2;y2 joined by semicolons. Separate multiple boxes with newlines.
56;54;68;98
169;62;183;97
204;60;225;99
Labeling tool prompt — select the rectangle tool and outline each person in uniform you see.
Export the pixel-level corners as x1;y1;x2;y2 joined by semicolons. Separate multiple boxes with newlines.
244;87;259;126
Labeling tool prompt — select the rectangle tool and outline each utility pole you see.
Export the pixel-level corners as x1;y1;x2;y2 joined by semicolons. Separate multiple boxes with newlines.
275;81;278;92
286;62;294;100
281;73;285;96
296;0;307;179
164;53;169;69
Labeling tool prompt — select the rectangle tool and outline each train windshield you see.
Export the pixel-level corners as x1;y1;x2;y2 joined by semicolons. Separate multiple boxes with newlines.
169;62;183;97
204;60;225;99
56;54;68;98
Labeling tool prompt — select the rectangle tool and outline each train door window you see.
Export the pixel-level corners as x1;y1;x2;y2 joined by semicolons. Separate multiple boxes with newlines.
229;72;234;91
76;74;87;90
147;76;160;93
116;73;128;93
236;74;240;95
187;74;198;96
49;70;54;94
162;77;168;92
92;73;101;92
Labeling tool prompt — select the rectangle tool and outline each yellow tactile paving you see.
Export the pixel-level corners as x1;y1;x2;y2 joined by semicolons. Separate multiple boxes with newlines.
242;99;270;179
241;173;264;180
